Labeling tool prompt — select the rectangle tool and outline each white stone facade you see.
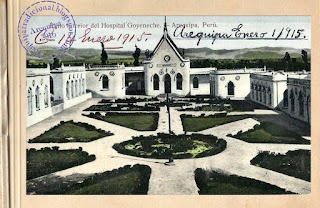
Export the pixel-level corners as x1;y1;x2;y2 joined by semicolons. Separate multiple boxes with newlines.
250;71;288;108
210;68;265;99
27;23;311;126
287;73;311;123
26;65;52;127
86;64;126;98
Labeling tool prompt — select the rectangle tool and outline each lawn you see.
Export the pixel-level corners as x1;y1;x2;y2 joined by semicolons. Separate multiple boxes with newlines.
113;133;227;159
64;164;151;195
232;122;310;144
195;168;294;195
251;150;310;181
27;147;96;180
85;112;159;131
29;121;113;143
181;114;249;132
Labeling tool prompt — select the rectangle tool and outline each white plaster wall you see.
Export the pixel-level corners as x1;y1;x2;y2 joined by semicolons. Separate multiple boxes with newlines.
214;73;250;99
190;74;210;96
86;69;125;98
287;84;311;123
26;75;52;127
250;78;287;109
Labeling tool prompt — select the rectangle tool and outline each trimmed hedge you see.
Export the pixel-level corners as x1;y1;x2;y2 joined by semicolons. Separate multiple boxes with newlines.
99;97;159;104
27;147;96;180
250;150;310;181
84;112;159;131
181;114;249;132
84;104;160;112
29;120;113;143
64;164;151;195
232;122;310;144
195;168;294;195
28;164;152;195
113;133;227;159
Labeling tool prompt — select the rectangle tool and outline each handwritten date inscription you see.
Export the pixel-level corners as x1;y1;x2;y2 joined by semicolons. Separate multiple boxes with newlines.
174;24;307;46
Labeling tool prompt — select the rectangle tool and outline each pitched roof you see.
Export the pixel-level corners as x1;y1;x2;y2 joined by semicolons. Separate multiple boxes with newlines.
151;18;187;62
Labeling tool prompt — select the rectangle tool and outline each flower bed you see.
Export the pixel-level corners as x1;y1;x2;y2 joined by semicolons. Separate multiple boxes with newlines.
113;133;227;159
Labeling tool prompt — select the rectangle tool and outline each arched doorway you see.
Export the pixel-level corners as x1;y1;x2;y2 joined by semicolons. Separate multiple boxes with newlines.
153;74;159;90
164;74;171;93
227;81;234;96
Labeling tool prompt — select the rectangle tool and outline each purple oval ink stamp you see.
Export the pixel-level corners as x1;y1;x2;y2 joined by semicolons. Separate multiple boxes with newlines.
18;0;76;59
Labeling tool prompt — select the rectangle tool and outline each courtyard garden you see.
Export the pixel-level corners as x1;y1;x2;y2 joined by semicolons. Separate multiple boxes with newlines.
27;147;96;180
28;120;113;143
113;133;227;159
84;103;160;112
84;112;159;131
181;114;250;132
27;164;151;195
250;150;310;181
194;168;294;195
230;122;310;144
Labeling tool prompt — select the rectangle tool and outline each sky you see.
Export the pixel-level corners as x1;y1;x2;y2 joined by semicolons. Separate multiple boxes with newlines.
28;16;311;51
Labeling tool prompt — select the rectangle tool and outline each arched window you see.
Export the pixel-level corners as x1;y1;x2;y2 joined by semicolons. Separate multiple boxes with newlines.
176;73;183;90
102;75;109;89
27;88;32;115
251;84;254;99
290;90;295;112
66;81;70;99
298;91;304;116
75;80;78;97
35;86;40;110
193;77;199;89
82;78;85;94
79;79;82;95
263;88;267;104
283;89;288;108
44;85;49;107
50;76;54;95
71;80;74;98
227;81;235;96
153;74;159;90
269;93;272;105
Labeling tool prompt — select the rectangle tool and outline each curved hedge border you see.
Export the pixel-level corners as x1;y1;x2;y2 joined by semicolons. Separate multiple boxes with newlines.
113;133;227;159
29;120;113;143
27;147;96;180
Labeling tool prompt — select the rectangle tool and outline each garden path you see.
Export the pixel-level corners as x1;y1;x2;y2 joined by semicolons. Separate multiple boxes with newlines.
27;98;311;195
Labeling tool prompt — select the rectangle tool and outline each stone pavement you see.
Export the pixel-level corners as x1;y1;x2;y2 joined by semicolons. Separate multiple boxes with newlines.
27;98;311;195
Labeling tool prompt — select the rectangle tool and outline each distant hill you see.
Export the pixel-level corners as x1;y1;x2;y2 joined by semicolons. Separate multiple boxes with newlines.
27;46;311;61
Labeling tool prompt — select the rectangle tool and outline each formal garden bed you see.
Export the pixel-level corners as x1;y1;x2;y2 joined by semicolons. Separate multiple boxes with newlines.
84;112;159;131
194;168;294;194
27;164;151;195
250;150;310;181
229;122;310;144
181;114;249;132
84;104;160;112
113;133;227;159
29;120;113;143
27;147;96;180
99;97;159;103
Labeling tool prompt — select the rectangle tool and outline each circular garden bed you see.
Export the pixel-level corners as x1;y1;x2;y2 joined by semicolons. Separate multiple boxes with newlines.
113;133;227;159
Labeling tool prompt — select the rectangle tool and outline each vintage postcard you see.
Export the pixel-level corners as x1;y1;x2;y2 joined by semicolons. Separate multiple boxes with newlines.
5;0;320;208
